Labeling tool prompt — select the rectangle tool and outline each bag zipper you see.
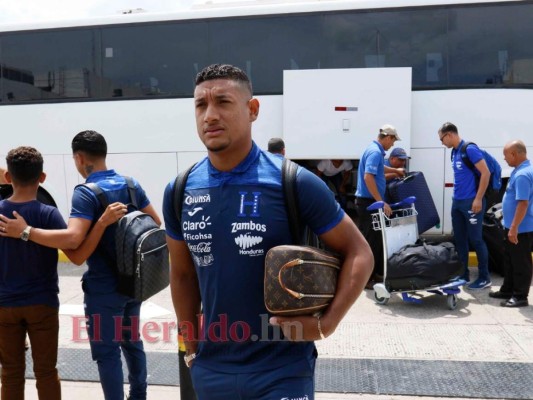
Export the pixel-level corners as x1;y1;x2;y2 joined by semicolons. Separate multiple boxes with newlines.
135;228;164;278
279;258;340;299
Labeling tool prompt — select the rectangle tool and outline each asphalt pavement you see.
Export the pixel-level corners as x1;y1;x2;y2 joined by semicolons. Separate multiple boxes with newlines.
22;261;532;400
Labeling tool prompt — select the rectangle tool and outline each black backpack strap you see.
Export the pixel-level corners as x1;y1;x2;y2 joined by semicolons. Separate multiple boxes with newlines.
173;163;197;224
282;158;302;245
78;182;109;209
123;176;138;210
460;141;476;172
75;182;116;270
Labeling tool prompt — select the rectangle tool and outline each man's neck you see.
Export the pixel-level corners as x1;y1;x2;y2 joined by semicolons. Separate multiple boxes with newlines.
84;163;108;178
451;136;462;150
208;142;252;172
7;185;38;203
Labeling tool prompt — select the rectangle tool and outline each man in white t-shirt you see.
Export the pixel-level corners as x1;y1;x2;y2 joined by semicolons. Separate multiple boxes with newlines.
316;159;353;209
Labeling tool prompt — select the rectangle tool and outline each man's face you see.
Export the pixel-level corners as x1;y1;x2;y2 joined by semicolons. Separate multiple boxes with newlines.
439;131;452;148
194;79;258;154
389;156;406;168
503;146;516;167
382;136;397;151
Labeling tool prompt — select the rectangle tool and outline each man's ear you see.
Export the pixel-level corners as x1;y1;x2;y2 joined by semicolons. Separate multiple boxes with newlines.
248;98;260;122
38;172;46;184
4;171;13;184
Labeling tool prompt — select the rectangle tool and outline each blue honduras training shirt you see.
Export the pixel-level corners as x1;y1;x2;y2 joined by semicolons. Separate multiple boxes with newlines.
163;142;344;373
70;170;150;294
452;140;484;200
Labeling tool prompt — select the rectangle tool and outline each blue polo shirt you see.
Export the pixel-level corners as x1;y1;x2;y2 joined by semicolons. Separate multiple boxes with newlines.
70;170;150;294
0;199;66;308
452;140;484;200
356;140;386;199
163;142;343;373
503;159;533;233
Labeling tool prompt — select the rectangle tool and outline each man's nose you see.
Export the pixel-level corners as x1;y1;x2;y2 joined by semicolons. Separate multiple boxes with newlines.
204;102;219;122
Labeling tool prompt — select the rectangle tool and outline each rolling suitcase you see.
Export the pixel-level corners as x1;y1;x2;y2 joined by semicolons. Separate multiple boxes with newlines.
387;172;440;234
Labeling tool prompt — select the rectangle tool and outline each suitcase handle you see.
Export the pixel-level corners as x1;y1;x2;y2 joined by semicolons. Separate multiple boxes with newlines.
367;196;416;211
402;174;415;183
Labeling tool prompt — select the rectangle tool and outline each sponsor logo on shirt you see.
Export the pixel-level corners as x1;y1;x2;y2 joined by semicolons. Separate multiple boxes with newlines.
185;194;211;205
188;242;212;253
231;221;266;233
183;215;211;231
187;207;203;216
234;233;264;256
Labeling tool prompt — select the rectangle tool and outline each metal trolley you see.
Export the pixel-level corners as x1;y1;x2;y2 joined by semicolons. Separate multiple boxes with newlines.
367;196;466;310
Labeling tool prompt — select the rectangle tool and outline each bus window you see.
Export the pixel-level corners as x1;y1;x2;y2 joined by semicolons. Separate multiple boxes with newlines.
0;29;96;102
101;21;209;98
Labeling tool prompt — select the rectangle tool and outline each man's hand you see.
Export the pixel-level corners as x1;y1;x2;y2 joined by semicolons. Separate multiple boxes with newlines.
0;211;28;238
395;168;406;178
508;226;519;245
269;315;328;341
98;202;128;227
383;203;392;217
471;198;482;214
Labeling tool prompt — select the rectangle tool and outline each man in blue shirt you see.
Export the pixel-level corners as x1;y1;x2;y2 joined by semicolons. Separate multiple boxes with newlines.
267;137;285;157
355;125;403;287
489;140;533;307
439;122;491;289
163;64;373;400
0;132;160;400
385;147;408;182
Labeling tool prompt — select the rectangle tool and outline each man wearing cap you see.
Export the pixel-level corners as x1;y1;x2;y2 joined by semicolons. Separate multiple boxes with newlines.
385;147;408;181
267;137;285;157
355;124;404;287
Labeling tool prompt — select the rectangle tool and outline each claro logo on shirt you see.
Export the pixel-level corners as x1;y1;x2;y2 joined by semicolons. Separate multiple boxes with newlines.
280;396;309;400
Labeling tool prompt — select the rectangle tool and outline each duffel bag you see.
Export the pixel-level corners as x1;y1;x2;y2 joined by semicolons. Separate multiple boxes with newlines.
386;241;462;291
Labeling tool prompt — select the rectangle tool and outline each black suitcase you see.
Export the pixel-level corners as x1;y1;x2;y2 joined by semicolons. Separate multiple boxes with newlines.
483;203;505;276
387;172;440;234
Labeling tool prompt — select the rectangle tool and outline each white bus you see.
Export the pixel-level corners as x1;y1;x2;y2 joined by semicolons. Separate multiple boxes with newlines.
1;0;532;235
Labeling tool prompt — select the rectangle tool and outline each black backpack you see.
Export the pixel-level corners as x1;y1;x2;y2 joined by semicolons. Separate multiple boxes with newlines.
172;159;318;246
452;142;503;196
82;177;169;302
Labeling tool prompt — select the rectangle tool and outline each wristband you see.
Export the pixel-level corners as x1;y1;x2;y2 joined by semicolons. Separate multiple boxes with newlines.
184;352;196;368
316;315;326;340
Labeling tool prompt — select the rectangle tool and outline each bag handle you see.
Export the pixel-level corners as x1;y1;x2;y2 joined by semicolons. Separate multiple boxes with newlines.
278;258;340;299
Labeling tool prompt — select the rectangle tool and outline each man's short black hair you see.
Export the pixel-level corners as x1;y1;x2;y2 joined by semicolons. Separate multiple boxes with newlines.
6;146;43;185
71;130;107;158
439;122;458;135
267;137;285;154
195;64;252;96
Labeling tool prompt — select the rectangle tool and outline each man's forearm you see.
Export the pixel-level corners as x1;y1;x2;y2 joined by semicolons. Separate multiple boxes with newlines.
510;201;528;230
29;228;83;249
364;174;382;201
171;274;202;353
476;172;490;200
